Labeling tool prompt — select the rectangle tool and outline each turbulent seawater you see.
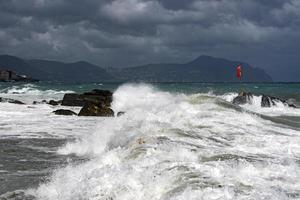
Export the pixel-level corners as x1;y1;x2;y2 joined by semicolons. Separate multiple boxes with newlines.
0;82;299;200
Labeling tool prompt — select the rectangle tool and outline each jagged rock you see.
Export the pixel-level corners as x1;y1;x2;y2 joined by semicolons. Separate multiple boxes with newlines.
261;95;298;108
232;92;253;105
48;100;62;106
62;89;112;107
53;109;77;116
78;102;114;117
117;111;125;117
0;97;25;104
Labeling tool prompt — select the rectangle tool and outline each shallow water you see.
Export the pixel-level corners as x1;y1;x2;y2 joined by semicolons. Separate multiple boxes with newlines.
0;82;299;199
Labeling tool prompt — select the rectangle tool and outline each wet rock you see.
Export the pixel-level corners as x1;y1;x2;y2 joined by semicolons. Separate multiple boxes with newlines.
117;111;125;117
62;89;112;107
261;95;274;107
232;91;253;105
78;102;114;117
0;97;25;104
261;95;298;108
53;109;77;116
48;100;62;106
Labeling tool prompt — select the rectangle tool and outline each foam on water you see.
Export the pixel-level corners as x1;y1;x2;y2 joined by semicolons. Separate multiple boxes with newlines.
21;84;300;200
0;84;74;104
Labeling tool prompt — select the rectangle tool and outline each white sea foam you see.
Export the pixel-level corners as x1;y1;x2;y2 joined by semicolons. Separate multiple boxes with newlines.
0;84;74;104
22;84;300;200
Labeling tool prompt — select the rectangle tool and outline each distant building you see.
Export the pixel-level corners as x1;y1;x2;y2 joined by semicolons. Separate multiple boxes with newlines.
0;69;38;82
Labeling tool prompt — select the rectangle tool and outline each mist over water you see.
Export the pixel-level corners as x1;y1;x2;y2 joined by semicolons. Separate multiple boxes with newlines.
0;83;300;199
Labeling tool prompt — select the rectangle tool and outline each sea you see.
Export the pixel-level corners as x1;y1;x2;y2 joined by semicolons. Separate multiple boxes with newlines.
0;82;299;200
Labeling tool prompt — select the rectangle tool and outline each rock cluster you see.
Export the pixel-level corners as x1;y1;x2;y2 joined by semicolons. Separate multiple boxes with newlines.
261;95;297;108
58;89;114;117
0;89;123;117
232;91;297;108
62;89;112;107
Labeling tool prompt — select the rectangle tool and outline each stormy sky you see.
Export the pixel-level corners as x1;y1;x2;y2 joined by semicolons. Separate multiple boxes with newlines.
0;0;299;81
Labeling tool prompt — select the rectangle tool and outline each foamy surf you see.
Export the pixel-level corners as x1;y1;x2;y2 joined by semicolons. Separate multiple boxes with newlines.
10;83;297;200
0;83;74;104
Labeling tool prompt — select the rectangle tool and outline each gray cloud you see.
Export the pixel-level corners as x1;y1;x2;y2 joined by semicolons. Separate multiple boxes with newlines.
0;0;299;81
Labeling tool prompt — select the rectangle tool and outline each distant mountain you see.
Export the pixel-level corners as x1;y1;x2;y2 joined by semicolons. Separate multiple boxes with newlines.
0;55;45;79
109;55;273;82
27;60;115;82
0;55;115;83
0;55;272;83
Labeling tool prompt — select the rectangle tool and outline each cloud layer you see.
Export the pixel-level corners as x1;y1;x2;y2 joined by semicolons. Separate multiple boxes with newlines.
0;0;299;81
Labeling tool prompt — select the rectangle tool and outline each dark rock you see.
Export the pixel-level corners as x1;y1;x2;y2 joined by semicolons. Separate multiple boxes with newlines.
0;97;25;104
42;100;47;103
53;109;77;116
78;102;114;117
117;112;125;117
261;95;274;107
48;100;62;106
232;92;253;105
83;89;113;97
61;89;112;107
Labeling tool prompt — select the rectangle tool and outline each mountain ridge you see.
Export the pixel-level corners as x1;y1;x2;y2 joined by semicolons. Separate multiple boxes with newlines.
110;55;273;82
0;55;273;83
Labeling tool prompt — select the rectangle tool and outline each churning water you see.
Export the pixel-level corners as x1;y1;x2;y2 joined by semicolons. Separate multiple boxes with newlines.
0;83;299;200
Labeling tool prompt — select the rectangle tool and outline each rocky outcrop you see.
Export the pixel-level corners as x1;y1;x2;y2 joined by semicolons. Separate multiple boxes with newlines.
232;92;253;105
78;102;114;117
62;89;112;107
0;97;25;104
53;109;77;116
261;95;297;108
232;92;297;108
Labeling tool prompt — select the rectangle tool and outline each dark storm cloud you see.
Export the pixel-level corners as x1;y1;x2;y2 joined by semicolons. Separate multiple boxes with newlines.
0;0;299;81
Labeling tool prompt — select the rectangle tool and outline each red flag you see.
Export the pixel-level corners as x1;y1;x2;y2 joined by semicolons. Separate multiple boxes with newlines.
236;65;242;79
